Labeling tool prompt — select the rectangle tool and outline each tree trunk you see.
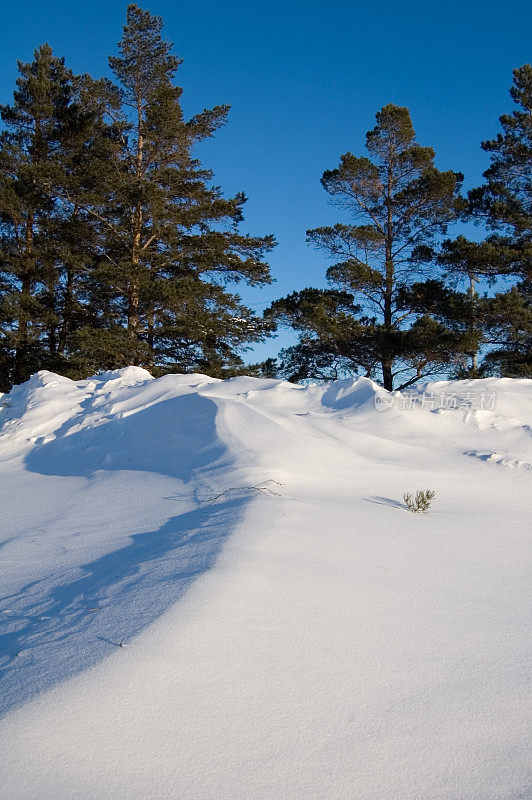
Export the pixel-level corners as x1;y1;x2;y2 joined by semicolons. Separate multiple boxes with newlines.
128;275;140;346
13;214;35;384
146;305;154;368
127;96;144;365
382;149;395;390
58;268;74;356
469;273;478;371
48;269;57;358
381;361;393;391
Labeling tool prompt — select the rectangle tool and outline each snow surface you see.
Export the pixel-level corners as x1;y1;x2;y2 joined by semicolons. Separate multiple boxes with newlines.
0;368;530;799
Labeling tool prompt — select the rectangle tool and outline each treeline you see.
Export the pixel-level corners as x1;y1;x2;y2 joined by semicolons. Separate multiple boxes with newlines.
0;5;530;392
267;74;532;389
0;5;275;390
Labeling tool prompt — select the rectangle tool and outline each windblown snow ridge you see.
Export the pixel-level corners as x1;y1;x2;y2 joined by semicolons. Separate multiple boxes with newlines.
2;369;531;451
0;368;530;799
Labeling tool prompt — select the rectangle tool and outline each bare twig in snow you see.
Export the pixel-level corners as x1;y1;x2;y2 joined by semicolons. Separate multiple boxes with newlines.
205;479;283;503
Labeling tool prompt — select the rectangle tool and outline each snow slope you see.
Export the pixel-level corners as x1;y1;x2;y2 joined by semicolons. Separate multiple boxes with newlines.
0;369;530;799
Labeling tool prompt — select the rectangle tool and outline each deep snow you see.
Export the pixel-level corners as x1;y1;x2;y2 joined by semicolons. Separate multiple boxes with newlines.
0;368;530;799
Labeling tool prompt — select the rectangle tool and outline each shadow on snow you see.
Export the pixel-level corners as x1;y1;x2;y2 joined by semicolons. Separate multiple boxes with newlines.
0;393;247;716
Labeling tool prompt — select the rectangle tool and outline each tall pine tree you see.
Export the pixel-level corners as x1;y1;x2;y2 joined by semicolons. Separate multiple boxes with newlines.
0;44;110;388
71;4;275;376
267;105;467;390
472;64;531;376
438;65;532;377
0;45;77;386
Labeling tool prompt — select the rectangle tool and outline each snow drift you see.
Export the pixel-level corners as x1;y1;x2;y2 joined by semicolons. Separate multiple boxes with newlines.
0;369;530;799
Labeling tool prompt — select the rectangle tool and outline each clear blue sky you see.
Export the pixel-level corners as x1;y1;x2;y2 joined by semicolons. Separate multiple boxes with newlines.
1;1;530;361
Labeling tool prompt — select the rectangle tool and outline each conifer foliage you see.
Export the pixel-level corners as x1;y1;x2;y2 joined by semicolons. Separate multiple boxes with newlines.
440;65;532;377
1;13;530;391
0;5;275;388
76;5;275;376
267;105;469;389
0;44;85;388
389;65;532;380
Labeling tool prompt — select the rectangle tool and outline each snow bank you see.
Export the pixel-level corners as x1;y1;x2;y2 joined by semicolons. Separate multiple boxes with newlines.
0;369;530;799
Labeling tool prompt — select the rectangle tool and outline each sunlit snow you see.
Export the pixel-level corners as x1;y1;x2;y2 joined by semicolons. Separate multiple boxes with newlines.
0;368;530;799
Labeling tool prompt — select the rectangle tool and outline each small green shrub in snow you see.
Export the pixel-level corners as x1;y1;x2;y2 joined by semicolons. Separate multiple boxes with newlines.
403;489;435;514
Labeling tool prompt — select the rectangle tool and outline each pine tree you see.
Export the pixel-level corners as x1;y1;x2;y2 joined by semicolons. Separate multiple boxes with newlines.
267;105;466;390
395;273;487;378
72;4;274;376
474;65;531;265
0;44;75;385
472;64;532;376
438;65;532;377
0;44;106;387
397;236;501;377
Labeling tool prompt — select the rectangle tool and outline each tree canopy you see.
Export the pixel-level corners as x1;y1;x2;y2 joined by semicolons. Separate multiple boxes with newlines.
267;104;470;390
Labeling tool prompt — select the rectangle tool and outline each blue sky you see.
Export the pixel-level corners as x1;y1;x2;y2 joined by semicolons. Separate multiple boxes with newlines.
1;1;530;361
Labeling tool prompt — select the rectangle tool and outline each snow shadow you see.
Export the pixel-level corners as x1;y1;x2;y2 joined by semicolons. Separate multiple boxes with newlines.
363;495;407;510
24;392;226;481
0;394;247;715
321;378;379;412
